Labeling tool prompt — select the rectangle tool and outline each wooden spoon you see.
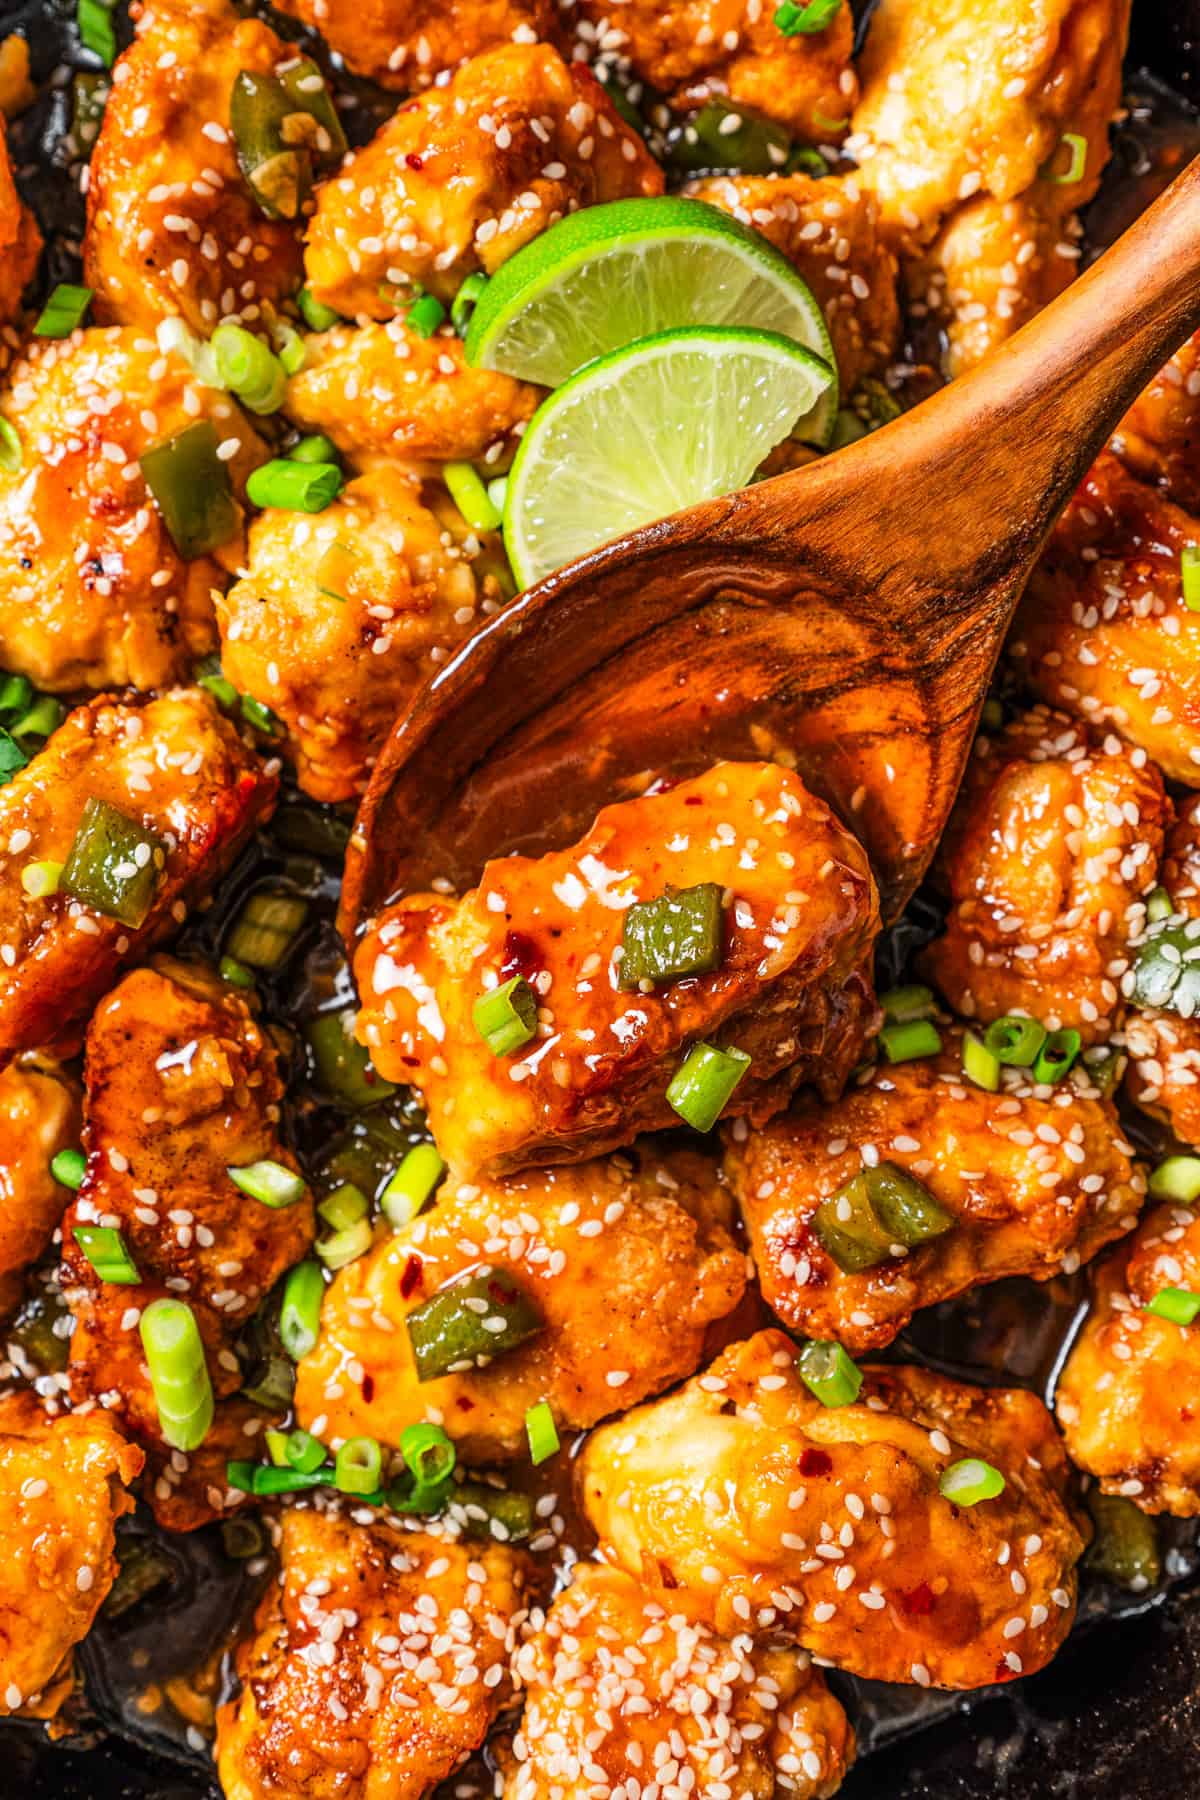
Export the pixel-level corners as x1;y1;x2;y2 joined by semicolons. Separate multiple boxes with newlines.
341;155;1200;940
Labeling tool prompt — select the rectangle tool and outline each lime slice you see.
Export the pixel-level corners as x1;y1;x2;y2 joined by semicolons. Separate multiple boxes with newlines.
465;195;837;444
503;325;834;590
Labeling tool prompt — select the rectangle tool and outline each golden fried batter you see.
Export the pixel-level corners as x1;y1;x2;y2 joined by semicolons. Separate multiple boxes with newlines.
271;0;557;90
1123;795;1200;1146
0;1059;81;1291
0;122;39;326
1113;330;1200;512
579;1329;1086;1690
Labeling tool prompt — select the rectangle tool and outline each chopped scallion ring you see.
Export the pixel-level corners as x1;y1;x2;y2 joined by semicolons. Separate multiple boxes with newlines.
318;1182;369;1233
34;282;94;338
962;1031;1000;1092
73;1224;140;1285
1145;1287;1200;1326
51;1146;86;1190
21;859;63;899
273;321;306;376
211;323;288;415
401;1422;456;1488
474;974;538;1057
219;954;255;989
1032;1027;1081;1085
286;1427;327;1473
620;883;724;988
139;1298;214;1452
195;655;239;711
406;293;447;337
241;693;282;737
525;1401;560;1465
380;1143;446;1229
1146;885;1175;923
265;1428;290;1466
317;1216;374;1269
288;433;339;465
334;1435;383;1495
1182;546;1200;612
879;983;935;1023
1148;1155;1200;1204
982;1015;1047;1067
246;456;343;514
444;461;503;532
879;1019;942;1063
279;1259;324;1360
1044;131;1088;185
77;0;116;66
774;0;842;34
0;418;22;472
939;1457;1005;1506
251;1463;336;1495
228;1158;306;1209
797;1338;862;1407
139;420;239;559
297;285;342;332
451;271;489;336
666;1041;751;1131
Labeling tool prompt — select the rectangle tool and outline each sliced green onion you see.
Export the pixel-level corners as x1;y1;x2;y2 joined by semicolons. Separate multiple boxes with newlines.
444;461;503;532
286;1427;326;1472
774;0;841;34
1044;131;1088;185
77;0;116;67
280;1259;324;1360
21;860;63;900
265;1427;290;1465
451;271;489;336
406;293;447;337
0;419;22;473
0;729;27;785
306;1010;394;1108
139;1298;214;1452
273;321;306;377
225;1460;256;1492
982;1015;1047;1067
334;1435;383;1495
879;983;935;1023
298;285;342;332
240;693;281;737
787;147;829;177
10;696;65;745
156;317;223;389
34;283;93;338
380;1143;445;1230
219;954;255;989
401;1421;456;1488
212;323;287;415
879;1019;942;1063
620;883;724;988
140;421;238;560
473;974;538;1057
962;1031;1000;1091
1145;1287;1200;1325
797;1338;862;1408
406;1266;543;1381
52;1147;87;1190
525;1400;559;1465
667;1041;751;1131
73;1224;140;1285
318;1181;368;1233
1147;886;1174;923
246;457;343;514
1149;1155;1200;1204
251;1463;336;1495
1084;1491;1160;1588
1033;1027;1081;1085
317;1216;373;1270
227;890;308;969
1182;546;1200;611
60;798;165;927
195;657;239;711
939;1457;1005;1506
228;1159;306;1209
288;433;339;465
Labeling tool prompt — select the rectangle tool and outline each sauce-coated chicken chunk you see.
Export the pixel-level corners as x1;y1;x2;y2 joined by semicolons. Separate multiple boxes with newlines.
1113;330;1200;513
84;0;305;331
1057;1203;1200;1515
62;958;313;1526
0;123;39;326
726;1029;1144;1354
216;1506;530;1800
505;1562;854;1800
304;44;662;321
354;761;880;1179
218;465;506;804
1124;796;1200;1146
0;328;262;694
920;707;1168;1041
0;689;277;1067
579;1330;1086;1690
569;0;857;138
0;1393;142;1717
1012;452;1200;785
271;0;557;90
0;1060;81;1304
295;1144;746;1461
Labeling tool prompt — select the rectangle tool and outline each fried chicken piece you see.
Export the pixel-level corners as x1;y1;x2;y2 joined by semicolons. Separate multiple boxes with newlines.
216;1506;530;1800
919;707;1169;1042
569;0;857;138
726;1026;1144;1354
1113;330;1200;513
0;688;277;1069
682;171;900;394
579;1329;1086;1690
504;1562;854;1800
1011;452;1200;785
1057;1202;1200;1515
218;465;505;804
304;43;662;321
84;0;305;332
61;958;313;1527
271;0;557;90
354;761;880;1180
0;1392;142;1718
0;122;39;326
1123;795;1200;1147
295;1144;746;1461
0;1059;81;1294
0;327;263;694
283;323;539;465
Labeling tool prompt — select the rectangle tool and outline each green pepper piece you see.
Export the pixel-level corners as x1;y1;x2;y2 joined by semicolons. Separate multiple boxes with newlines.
406;1267;543;1382
139;420;238;560
812;1171;894;1273
278;57;347;167
865;1162;954;1249
306;1010;396;1108
668;99;792;176
60;798;166;927
448;1480;534;1542
230;71;307;220
1084;1491;1161;1588
620;882;724;988
1132;920;1200;1019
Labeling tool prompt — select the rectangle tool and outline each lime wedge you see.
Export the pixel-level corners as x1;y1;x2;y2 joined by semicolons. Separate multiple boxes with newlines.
503;325;834;590
465;195;837;444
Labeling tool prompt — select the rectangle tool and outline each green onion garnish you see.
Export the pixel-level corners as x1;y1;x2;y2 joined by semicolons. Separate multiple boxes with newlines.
939;1457;1005;1506
288;433;339;465
0;418;22;473
60;798;165;927
620;883;724;989
473;974;538;1057
139;1298;214;1452
666;1041;751;1131
380;1143;445;1229
797;1338;862;1408
273;321;306;376
246;457;343;514
249;1463;337;1495
982;1015;1047;1067
406;293;447;337
1182;546;1200;612
1145;1287;1200;1325
1032;1027;1081;1085
406;1267;543;1381
219;954;255;989
298;285;342;332
211;323;287;415
227;890;308;969
34;283;93;339
774;0;841;34
317;1216;373;1269
20;860;63;900
444;461;503;532
1044;131;1088;185
73;1224;140;1285
334;1435;383;1495
285;1427;326;1473
787;147;829;178
195;656;238;711
401;1421;456;1488
228;1159;306;1209
265;1427;290;1466
51;1147;86;1190
962;1031;1000;1092
140;420;239;560
240;693;281;737
525;1400;559;1465
1147;886;1175;923
879;983;935;1023
77;0;116;66
1148;1155;1200;1204
879;1019;942;1063
451;271;489;335
318;1182;368;1233
279;1259;324;1360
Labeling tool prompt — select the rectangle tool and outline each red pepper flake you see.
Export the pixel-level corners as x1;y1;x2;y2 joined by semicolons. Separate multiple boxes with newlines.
500;929;543;984
405;152;424;170
399;1254;423;1299
361;1373;375;1403
899;1582;936;1617
798;1447;833;1477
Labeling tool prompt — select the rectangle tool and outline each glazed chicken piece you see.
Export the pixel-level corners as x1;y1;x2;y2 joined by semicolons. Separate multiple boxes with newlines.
0;327;264;694
354;760;880;1180
920;707;1169;1042
1123;795;1200;1147
0;688;276;1068
284;324;539;466
270;0;557;90
61;958;313;1527
84;0;305;332
218;465;509;804
725;1027;1144;1355
0;1392;142;1718
504;1562;854;1800
304;43;662;321
1011;452;1200;785
1113;330;1200;513
216;1506;531;1800
568;0;857;139
579;1329;1086;1690
0;122;39;326
0;1059;81;1312
682;171;901;394
1057;1202;1200;1514
295;1143;746;1461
